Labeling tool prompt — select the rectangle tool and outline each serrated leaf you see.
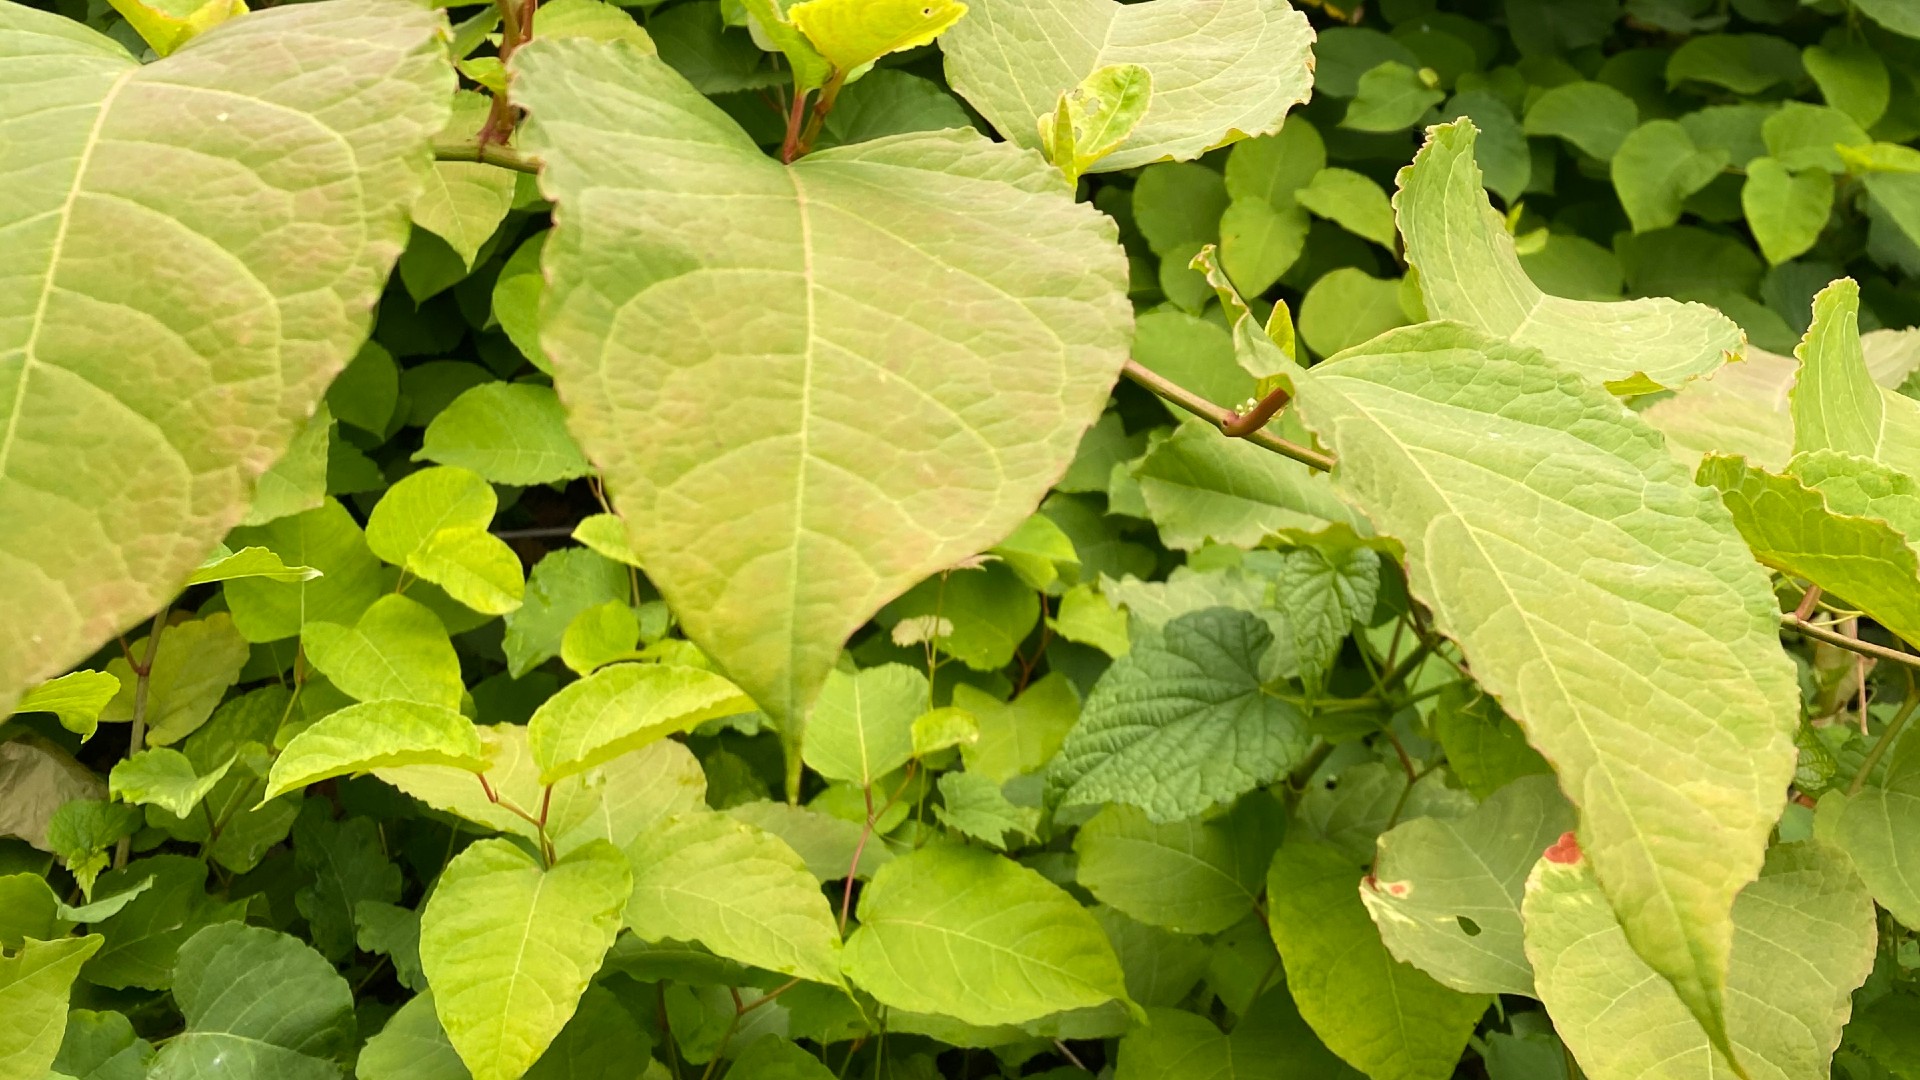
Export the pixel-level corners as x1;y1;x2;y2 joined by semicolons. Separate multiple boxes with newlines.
1790;278;1920;477
107;749;231;820
149;923;353;1080
940;0;1313;172
302;595;463;710
421;839;630;1080
1397;120;1743;390
528;662;750;784
516;39;1130;738
802;664;927;788
100;614;247;747
1074;796;1282;935
1361;775;1573;997
11;671;120;741
417;383;593;487
1268;838;1489;1080
355;902;425;993
1278;318;1799;1063
1524;839;1874;1080
0;0;449;714
843;843;1134;1025
265;700;485;801
1050;608;1310;823
0;934;102;1080
623;811;843;986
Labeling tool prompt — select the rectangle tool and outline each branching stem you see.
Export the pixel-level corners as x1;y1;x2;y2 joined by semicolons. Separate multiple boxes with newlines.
1782;613;1920;671
433;139;540;173
1121;361;1333;471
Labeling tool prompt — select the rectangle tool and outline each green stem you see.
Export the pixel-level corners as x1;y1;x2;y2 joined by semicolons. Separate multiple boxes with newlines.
433;140;541;174
1848;674;1919;797
1782;613;1920;671
1121;360;1334;471
114;605;169;870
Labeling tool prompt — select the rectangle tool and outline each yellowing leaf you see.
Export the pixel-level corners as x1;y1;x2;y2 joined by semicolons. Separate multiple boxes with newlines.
11;670;120;741
528;662;751;784
515;40;1129;743
1037;63;1152;185
787;0;967;75
105;0;243;57
0;1;449;715
301;595;463;710
265;700;485;801
1397;120;1743;391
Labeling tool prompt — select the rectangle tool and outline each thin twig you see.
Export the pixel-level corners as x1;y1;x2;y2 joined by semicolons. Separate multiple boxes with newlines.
1782;614;1920;671
1849;671;1919;796
1121;360;1334;471
491;525;578;539
433;140;541;173
114;605;169;869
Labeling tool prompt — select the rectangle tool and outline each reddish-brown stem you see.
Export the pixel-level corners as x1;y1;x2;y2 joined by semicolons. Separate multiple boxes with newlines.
477;0;538;147
780;87;810;164
1794;583;1824;622
1121;360;1333;471
838;784;877;935
1221;385;1292;437
1782;613;1920;671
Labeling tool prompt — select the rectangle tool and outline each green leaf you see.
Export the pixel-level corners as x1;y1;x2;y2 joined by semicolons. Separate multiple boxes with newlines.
1817;729;1920;928
0;0;449;715
106;749;231;820
0;935;102;1080
787;0;966;74
529;662;751;784
379;723;705;857
355;993;470;1080
989;512;1079;592
506;549;631;677
492;232;549;373
725;799;892;881
411;526;526;617
183;546;320;588
302;595;463;709
1269;533;1380;688
11;671;120;741
801;663;927;788
933;771;1039;850
623;811;843;985
1133;420;1363;550
1050;608;1310;823
570;514;645;569
1218;197;1309;297
534;0;655;49
1612;120;1730;234
1522;81;1638;161
0;876;62;950
417;384;593;487
1803;38;1888;128
939;0;1313;171
1130;310;1247;411
1074;796;1282;935
1360;775;1573;997
265;700;485;802
291;804;401;962
516;39;1130;737
1268;838;1488;1080
953;673;1079;784
1294;168;1396;249
1049;582;1130;657
1398;121;1743;390
1297;267;1411;359
843;843;1134;1025
1341;61;1442;133
48;1005;149;1080
560;600;640;675
149;923;354;1080
421;838;630;1080
366;466;497;568
879;562;1039;672
1038;63;1153;185
105;0;242;57
1698;454;1920;649
415;91;518;270
1279;319;1799;1063
224;499;385;644
83;855;244;991
728;1038;836;1080
327;341;400;436
1789;278;1920;477
1113;989;1359;1080
1665;32;1803;94
1429;684;1550;800
1523;839;1874;1080
1741;157;1833;266
1763;102;1869;174
100;614;248;747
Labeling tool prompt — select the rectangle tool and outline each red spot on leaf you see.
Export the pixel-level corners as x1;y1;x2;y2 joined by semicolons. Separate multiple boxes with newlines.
1544;831;1581;865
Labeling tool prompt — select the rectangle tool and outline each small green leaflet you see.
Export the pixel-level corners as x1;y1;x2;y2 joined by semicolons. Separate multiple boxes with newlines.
100;614;248;747
420;839;630;1080
107;748;232;820
416;383;594;488
1396;120;1743;391
527;661;751;784
1038;63;1153;185
10;670;120;740
1524;839;1874;1080
265;700;486;801
842;843;1136;1026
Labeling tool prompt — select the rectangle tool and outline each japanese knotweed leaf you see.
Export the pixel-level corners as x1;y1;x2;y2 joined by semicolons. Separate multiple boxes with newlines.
1524;839;1874;1080
939;0;1314;172
1819;732;1920;930
149;923;355;1080
0;933;100;1080
1789;278;1920;477
1276;319;1799;1067
1361;774;1575;997
513;39;1130;747
0;0;450;714
1396;120;1743;392
265;700;485;802
420;838;631;1080
842;843;1135;1026
527;661;751;784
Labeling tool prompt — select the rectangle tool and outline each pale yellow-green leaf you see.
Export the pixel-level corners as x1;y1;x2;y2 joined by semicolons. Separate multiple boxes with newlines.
301;595;463;709
533;0;655;51
954;673;1079;784
911;706;978;757
265;700;485;802
802;663;928;788
940;0;1314;171
1279;319;1799;1064
559;601;640;675
572;514;644;569
411;527;525;616
240;403;332;528
1789;278;1920;477
106;0;243;57
108;747;232;819
183;545;319;587
366;466;497;567
528;662;751;784
1037;63;1152;185
516;39;1129;732
623;811;844;986
1396;120;1744;391
223;498;384;644
0;0;449;715
100;614;248;746
10;670;120;740
414;91;517;269
1524;840;1874;1080
420;838;630;1080
0;934;102;1080
788;0;967;75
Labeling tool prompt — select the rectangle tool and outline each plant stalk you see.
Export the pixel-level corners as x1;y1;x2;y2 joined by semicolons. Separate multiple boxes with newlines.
114;605;169;869
1782;613;1920;671
1121;360;1334;471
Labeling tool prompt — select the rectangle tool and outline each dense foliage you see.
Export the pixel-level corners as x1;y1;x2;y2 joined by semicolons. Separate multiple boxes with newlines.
9;0;1920;1077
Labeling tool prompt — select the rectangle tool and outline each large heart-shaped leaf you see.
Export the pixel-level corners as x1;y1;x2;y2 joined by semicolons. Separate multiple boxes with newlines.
1396;121;1743;392
1271;318;1798;1066
939;0;1313;172
514;40;1130;737
0;0;450;713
